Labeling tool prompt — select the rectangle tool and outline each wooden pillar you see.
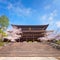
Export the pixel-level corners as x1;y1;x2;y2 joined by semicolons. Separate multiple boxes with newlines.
26;37;27;42
33;34;34;42
19;38;20;42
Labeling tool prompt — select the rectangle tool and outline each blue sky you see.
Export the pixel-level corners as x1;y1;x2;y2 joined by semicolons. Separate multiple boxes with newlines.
0;0;60;30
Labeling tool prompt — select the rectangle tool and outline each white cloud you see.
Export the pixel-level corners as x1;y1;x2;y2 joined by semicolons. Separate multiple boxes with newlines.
41;15;47;20
7;3;13;10
44;5;51;10
48;16;53;21
7;1;33;17
41;9;57;21
56;21;60;28
53;0;60;5
39;9;58;30
0;0;32;17
49;10;57;21
15;7;32;16
50;10;57;17
53;0;60;10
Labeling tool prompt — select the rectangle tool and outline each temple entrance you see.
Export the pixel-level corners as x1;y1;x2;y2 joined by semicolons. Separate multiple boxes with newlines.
18;32;45;42
15;37;42;42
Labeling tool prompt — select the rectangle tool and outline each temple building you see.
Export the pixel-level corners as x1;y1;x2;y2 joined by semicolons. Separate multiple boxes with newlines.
11;24;49;42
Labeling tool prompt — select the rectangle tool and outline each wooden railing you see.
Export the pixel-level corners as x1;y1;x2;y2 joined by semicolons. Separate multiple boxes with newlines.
22;30;46;32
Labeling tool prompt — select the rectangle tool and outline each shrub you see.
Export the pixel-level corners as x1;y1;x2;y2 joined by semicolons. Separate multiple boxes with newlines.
0;29;7;42
56;40;60;45
0;42;4;46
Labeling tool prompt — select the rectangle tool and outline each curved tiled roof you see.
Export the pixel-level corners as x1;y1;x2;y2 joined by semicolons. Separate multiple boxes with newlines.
11;24;49;30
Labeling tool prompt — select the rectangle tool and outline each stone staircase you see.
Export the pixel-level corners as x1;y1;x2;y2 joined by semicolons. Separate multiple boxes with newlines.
0;42;60;57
